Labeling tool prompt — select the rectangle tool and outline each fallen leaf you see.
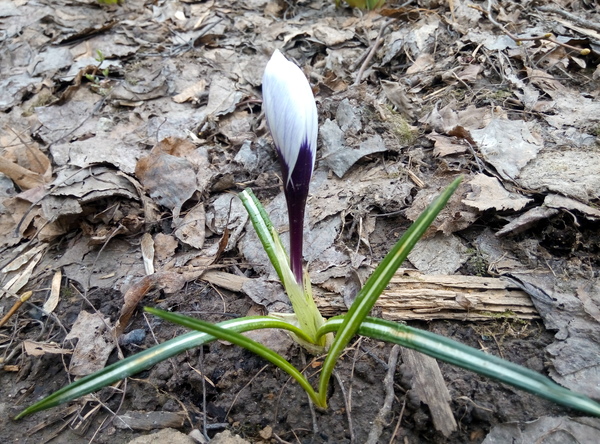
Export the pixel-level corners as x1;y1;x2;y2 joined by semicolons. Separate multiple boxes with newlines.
471;119;543;181
0;156;46;190
463;174;532;211
135;138;199;220
1;251;44;297
428;132;469;156
116;274;158;336
174;202;206;249
320;120;387;178
42;269;62;314
203;75;244;118
153;233;179;262
65;311;115;376
544;194;600;220
141;233;155;275
483;416;600;444
1;243;47;273
495;206;559;238
408;233;469;274
405;178;478;235
516;149;600;203
172;79;207;103
406;53;435;75
23;340;72;357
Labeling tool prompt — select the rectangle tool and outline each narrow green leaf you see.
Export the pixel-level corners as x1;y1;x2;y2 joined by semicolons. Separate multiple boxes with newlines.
239;188;326;346
320;317;600;417
146;308;322;406
317;177;462;405
16;316;314;419
239;189;286;284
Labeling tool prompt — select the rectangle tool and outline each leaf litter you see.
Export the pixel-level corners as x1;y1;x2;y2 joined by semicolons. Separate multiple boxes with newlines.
0;0;599;442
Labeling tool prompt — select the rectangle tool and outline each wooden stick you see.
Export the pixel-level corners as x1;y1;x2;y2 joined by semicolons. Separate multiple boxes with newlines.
203;269;539;321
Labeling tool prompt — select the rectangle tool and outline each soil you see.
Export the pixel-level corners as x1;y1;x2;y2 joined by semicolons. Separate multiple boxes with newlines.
1;0;599;443
1;285;566;444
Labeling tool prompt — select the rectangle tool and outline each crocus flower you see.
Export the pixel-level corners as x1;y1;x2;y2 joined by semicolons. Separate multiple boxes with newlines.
262;50;318;284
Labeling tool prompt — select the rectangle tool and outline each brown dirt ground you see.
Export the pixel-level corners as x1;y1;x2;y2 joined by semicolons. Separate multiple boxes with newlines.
1;0;599;443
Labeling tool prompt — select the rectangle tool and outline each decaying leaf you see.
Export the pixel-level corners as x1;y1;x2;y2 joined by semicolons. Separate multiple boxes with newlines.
174;202;206;249
116;274;158;336
42;269;62;314
0;130;52;189
483;416;600;444
428;132;469;157
140;233;155;275
43;166;139;222
135;137;207;221
405;178;478;235
496;206;560;238
172;79;207;104
110;67;172;103
320;120;387;178
23;340;72;357
1;250;44;298
463;174;532;212
516;149;600;202
65;311;115;376
1;243;47;273
470;119;543;181
408;233;469;275
201;75;244;121
153;233;179;262
507;272;600;398
527;68;600;131
544;194;600;220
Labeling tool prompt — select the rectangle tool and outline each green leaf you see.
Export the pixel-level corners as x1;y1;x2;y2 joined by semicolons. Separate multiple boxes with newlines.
320;316;600;417
317;177;462;406
15;315;316;419
239;188;327;347
145;308;322;406
95;49;105;63
239;189;286;284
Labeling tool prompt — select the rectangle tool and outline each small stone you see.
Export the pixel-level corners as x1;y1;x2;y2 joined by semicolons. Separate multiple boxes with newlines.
209;430;251;444
258;425;272;439
126;428;195;444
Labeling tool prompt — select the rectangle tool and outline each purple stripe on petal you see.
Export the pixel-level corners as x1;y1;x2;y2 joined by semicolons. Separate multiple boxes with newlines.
278;139;314;283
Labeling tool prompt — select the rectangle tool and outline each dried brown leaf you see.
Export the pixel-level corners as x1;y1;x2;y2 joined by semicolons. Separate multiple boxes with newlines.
65;311;115;376
116;274;158;336
172;79;206;103
0;157;46;190
23;340;72;357
135;138;199;220
406;178;478;235
154;233;179;262
174;202;206;249
42;269;62;314
463;174;532;212
428;132;468;157
141;233;155;275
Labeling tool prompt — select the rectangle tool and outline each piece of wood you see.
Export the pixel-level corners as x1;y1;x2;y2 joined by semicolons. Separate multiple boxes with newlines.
314;269;539;321
401;348;457;437
203;269;539;321
202;270;246;292
114;411;186;430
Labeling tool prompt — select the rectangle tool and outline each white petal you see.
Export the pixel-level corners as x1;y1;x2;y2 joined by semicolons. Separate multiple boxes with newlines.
262;50;318;183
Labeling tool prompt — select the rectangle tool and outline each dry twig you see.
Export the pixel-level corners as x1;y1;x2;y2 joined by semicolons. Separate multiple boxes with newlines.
471;1;591;55
366;345;400;444
538;6;600;33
